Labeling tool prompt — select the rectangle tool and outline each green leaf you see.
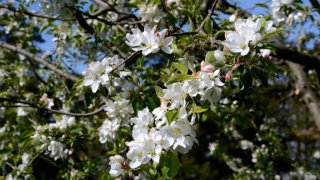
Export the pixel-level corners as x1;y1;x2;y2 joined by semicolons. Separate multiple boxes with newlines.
256;3;269;9
214;30;225;40
191;106;208;113
166;74;196;85
192;33;207;39
173;62;188;74
262;28;284;40
166;110;179;123
205;51;215;64
260;17;267;31
126;0;140;6
155;86;164;97
260;59;277;72
240;70;253;90
39;23;50;32
160;151;180;179
171;44;183;56
71;79;83;90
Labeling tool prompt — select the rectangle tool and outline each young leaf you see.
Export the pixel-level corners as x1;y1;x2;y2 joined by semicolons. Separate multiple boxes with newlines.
173;62;188;74
191;106;208;114
160;151;180;179
166;74;196;85
166;110;179;123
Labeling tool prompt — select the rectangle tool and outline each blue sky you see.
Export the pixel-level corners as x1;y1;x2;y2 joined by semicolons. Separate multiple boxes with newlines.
32;0;318;73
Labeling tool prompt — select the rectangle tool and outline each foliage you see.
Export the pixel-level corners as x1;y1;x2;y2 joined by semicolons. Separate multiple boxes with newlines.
0;0;319;179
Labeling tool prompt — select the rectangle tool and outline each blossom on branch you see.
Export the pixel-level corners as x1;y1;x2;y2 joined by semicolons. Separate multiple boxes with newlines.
126;25;173;56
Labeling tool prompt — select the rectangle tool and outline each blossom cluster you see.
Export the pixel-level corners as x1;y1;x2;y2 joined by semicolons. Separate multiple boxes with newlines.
82;55;129;93
30;115;75;161
106;60;225;177
38;0;72;18
137;3;165;23
271;0;307;24
126;25;173;56
99;99;134;143
31;131;69;161
224;16;276;56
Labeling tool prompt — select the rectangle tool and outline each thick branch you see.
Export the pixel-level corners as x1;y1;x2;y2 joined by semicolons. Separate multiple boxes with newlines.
275;46;320;71
287;62;320;130
0;42;80;82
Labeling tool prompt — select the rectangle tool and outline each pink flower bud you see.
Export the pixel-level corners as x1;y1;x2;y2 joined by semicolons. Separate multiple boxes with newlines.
201;61;215;73
232;65;238;72
225;72;231;80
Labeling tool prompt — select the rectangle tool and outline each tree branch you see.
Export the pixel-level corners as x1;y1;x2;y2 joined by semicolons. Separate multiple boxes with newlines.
275;46;320;72
309;0;320;15
0;42;80;82
0;4;56;20
169;0;218;36
0;97;105;117
287;62;320;130
110;51;141;73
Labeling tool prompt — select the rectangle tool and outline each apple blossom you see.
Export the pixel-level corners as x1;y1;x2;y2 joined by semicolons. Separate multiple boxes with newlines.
137;4;165;23
109;155;125;177
99;118;121;143
126;25;173;55
47;140;68;161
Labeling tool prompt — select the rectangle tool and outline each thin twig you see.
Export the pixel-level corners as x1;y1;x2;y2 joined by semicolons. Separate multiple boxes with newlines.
110;51;141;73
0;4;72;21
197;0;219;32
0;97;105;117
168;0;218;36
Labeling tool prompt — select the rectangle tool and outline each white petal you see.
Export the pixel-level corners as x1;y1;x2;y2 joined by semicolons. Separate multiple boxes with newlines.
91;81;100;93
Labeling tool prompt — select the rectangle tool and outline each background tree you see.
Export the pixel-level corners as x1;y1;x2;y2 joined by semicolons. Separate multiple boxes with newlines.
0;0;319;179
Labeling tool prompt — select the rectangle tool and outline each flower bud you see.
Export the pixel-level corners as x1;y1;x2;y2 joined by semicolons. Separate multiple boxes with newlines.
225;72;231;80
232;65;238;72
213;50;226;66
201;61;215;73
259;49;271;58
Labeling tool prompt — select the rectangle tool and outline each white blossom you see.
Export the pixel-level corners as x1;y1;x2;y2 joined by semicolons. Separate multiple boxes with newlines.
163;83;187;108
109;155;125;177
224;17;276;56
271;0;293;23
161;121;197;154
126;25;173;56
39;93;54;109
313;151;320;159
99;118;121;143
82;55;124;93
17;106;27;117
152;100;168;128
49;115;75;130
209;142;217;154
104;99;134;119
240;140;254;150
259;49;271;58
47;140;68;161
130;107;154;128
137;4;164;23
